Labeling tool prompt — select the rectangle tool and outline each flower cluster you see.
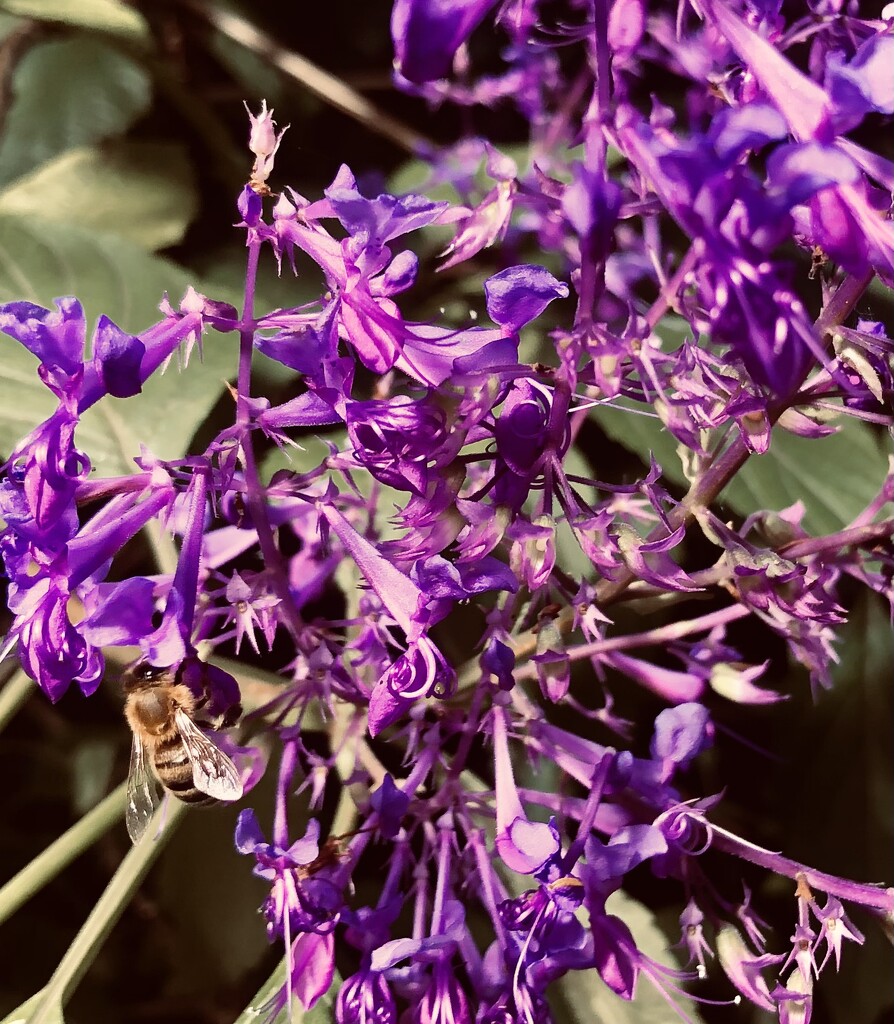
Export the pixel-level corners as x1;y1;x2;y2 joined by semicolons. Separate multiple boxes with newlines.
2;3;893;1023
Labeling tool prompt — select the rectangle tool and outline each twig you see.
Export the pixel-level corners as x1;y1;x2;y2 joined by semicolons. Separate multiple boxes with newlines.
182;0;437;157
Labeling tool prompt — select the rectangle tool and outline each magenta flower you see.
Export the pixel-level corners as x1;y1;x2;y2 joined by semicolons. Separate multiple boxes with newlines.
1;7;892;1023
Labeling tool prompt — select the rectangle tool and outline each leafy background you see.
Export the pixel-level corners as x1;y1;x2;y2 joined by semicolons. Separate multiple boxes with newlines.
0;2;890;1022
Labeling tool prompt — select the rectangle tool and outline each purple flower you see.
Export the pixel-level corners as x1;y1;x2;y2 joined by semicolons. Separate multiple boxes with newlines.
493;706;561;874
1;14;891;1024
345;395;449;495
369;774;410;839
236;810;343;938
439;146;517;269
368;636;456;735
590;913;640;999
650;703;713;778
336;969;397;1024
484;266;568;335
92;315;146;398
716;926;782;1012
826;31;894;131
677;900;713;977
391;0;499;84
814;897;864;971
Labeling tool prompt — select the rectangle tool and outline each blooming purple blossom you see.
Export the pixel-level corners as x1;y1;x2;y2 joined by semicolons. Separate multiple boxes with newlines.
1;5;893;1022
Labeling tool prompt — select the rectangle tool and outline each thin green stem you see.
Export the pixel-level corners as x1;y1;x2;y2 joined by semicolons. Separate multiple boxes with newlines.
27;798;187;1023
0;668;32;734
0;784;127;927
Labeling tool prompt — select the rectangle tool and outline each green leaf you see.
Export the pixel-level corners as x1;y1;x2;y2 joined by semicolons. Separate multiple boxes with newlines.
0;990;64;1024
0;143;199;251
0;37;151;186
0;216;238;469
589;404;686;484
719;417;888;535
0;215;191;330
0;0;146;37
592;405;889;534
234;959;289;1024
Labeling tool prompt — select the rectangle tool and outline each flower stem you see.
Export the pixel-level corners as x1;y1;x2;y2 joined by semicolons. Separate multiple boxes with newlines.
514;604;750;680
27;798;186;1023
0;668;32;735
0;783;127;927
707;820;894;915
236;236;305;645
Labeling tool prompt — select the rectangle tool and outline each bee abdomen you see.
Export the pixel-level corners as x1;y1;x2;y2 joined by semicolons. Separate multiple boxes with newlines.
153;749;217;807
169;786;216;806
155;767;216;805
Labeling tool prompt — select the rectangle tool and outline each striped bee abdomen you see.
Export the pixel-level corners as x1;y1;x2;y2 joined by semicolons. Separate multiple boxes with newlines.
153;736;215;806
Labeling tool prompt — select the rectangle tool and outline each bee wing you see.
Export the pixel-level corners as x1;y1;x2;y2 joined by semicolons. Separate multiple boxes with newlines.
126;733;159;844
174;708;244;802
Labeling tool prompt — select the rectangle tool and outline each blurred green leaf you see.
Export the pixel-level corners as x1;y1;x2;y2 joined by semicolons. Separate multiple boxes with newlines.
0;216;238;468
589;404;683;483
0;0;146;37
234;961;287;1024
0;36;151;186
388;158;457;204
0;143;199;251
0;11;22;37
592;405;888;534
653;315;693;348
0;216;189;331
720;417;888;535
0;989;63;1024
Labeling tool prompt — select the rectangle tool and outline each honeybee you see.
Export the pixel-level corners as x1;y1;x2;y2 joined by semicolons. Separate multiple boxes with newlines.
122;660;244;844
